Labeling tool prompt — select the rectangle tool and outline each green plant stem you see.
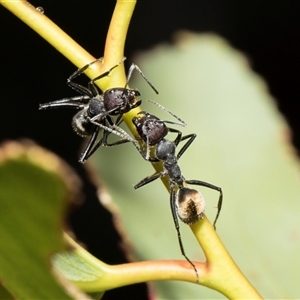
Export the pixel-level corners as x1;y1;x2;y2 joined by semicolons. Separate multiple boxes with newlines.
100;0;142;135
102;0;136;89
62;233;207;292
1;1;263;298
64;227;262;299
191;216;262;299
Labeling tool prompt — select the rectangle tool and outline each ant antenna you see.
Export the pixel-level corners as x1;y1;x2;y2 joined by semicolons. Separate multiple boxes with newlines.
125;63;159;95
90;57;127;85
67;57;104;84
89;116;132;139
66;57;126;96
146;99;187;127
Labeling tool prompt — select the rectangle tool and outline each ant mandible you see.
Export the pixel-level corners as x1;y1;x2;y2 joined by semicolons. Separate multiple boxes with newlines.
39;57;158;163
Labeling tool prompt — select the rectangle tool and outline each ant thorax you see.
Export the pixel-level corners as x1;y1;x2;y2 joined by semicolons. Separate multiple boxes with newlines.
156;139;176;160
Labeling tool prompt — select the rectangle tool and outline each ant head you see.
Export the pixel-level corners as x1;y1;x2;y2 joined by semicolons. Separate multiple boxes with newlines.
132;112;168;146
175;187;205;225
103;88;141;115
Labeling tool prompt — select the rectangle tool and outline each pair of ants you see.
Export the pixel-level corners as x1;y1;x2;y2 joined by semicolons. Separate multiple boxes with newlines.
39;57;223;282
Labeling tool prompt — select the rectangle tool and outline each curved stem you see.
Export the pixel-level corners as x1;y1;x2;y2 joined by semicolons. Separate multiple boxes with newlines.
191;216;262;299
62;233;206;292
63;220;262;298
102;0;136;89
100;0;143;135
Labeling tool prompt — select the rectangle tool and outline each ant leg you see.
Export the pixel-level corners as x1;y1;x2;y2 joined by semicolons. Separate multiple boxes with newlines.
68;57;126;96
68;57;104;82
39;95;91;110
165;129;195;158
79;126;100;163
139;138;159;163
185;179;223;229
82;128;130;163
85;57;126;98
142;135;150;161
134;172;162;189
90;118;149;157
125;64;159;94
168;127;183;146
90;119;134;142
91;57;126;84
67;80;95;97
146;100;186;126
170;189;199;282
91;116;158;162
94;117;127;145
113;114;123;127
176;134;197;160
67;57;104;96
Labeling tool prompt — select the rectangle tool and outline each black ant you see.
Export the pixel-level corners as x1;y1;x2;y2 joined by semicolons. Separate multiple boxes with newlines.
129;100;223;282
39;57;158;163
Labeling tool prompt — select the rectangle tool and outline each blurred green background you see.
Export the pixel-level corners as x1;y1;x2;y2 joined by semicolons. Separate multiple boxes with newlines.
93;33;300;299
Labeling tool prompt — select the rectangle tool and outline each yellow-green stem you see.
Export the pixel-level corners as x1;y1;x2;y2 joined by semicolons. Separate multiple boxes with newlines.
63;233;207;292
102;0;136;89
191;216;262;299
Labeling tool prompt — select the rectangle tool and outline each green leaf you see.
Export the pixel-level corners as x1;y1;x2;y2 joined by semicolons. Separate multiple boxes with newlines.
0;141;81;299
92;32;300;298
52;247;106;298
52;251;104;283
0;285;14;300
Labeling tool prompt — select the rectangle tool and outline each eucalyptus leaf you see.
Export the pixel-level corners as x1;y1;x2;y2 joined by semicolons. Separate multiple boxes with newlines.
52;251;104;282
93;32;300;299
0;141;80;299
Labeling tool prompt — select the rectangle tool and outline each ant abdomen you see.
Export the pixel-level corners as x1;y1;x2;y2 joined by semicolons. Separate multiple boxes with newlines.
176;187;206;225
72;110;96;137
72;98;105;137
